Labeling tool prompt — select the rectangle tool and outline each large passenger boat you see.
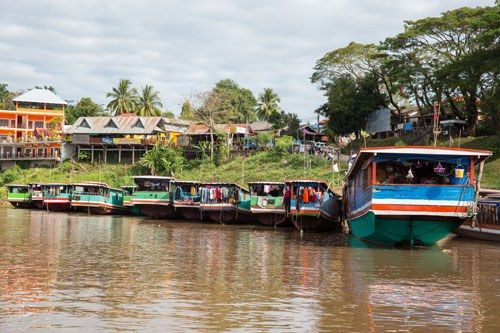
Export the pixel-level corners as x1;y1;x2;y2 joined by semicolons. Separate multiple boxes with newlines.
6;184;32;208
121;185;141;216
71;182;127;215
343;146;492;246
28;183;44;209
249;181;288;226
41;183;73;211
286;180;342;231
130;176;175;219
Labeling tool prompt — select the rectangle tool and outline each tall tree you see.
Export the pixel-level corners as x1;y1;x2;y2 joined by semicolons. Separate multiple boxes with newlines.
180;100;196;120
65;97;106;124
213;79;257;123
256;88;281;120
136;84;163;116
191;90;231;162
106;79;138;115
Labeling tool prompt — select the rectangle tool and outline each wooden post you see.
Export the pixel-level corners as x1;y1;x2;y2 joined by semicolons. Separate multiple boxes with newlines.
118;146;122;163
371;162;377;185
103;146;107;163
91;145;94;163
132;145;135;165
470;158;475;185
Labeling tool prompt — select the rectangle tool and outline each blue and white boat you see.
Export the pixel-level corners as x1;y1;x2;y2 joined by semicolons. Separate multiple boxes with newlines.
343;146;492;246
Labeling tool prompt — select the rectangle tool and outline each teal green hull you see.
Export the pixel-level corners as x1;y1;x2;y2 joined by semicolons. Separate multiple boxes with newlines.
349;212;462;246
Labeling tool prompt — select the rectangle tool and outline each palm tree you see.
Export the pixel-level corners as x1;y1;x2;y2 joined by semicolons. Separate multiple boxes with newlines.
136;85;163;116
256;88;281;121
106;79;138;115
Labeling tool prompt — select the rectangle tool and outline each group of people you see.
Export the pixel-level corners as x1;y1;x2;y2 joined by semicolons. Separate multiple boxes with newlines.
295;186;324;206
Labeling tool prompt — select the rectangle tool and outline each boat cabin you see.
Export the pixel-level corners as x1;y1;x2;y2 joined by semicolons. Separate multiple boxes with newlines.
198;182;241;205
286;180;331;215
173;181;201;205
249;182;286;211
344;147;492;220
132;176;174;192
41;183;73;197
6;184;31;207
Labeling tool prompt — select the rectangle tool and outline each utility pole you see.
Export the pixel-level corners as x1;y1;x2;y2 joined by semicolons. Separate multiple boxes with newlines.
433;103;440;147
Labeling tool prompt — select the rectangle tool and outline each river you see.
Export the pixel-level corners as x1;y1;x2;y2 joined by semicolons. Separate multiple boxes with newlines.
0;207;499;332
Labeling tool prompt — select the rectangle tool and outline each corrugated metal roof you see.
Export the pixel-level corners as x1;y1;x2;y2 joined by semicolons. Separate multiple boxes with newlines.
13;88;67;105
66;116;166;135
250;121;273;132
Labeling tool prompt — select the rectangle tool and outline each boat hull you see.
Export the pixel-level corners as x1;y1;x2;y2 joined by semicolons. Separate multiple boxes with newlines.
201;204;237;223
291;214;335;231
349;211;463;246
135;204;175;219
175;205;202;221
8;200;32;209
251;209;288;226
454;225;500;242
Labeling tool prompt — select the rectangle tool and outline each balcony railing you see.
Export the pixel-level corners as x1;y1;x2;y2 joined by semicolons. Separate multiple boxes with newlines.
0;137;62;144
0;152;61;161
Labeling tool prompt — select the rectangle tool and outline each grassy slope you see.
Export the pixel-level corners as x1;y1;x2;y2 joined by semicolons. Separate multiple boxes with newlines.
0;152;346;199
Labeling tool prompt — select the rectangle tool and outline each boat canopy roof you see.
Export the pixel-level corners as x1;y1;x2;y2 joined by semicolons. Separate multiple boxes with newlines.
248;181;285;185
172;180;200;185
41;183;72;187
285;179;328;186
6;184;29;188
132;176;174;180
73;181;122;192
346;146;493;179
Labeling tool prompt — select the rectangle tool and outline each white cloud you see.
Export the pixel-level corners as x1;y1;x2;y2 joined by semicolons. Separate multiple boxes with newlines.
0;0;493;120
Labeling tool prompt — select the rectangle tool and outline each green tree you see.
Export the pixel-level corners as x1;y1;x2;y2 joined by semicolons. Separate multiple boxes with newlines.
281;112;301;137
136;84;163;117
213;79;257;123
256;88;281;120
0;84;19;110
65;97;106;124
106;79;138;115
139;143;185;176
274;135;294;155
180;100;196;120
162;110;176;118
316;74;385;135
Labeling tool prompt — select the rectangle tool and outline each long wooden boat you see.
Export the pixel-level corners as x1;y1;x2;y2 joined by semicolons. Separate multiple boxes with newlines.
121;185;141;216
130;176;175;219
41;183;73;212
286;180;341;231
172;181;202;220
6;184;32;208
343;146;492;246
71;182;128;215
249;181;288;226
199;182;249;223
454;189;500;241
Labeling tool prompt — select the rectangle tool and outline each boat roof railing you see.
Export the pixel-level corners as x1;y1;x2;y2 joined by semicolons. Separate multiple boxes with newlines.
248;181;285;185
5;184;29;188
132;176;175;180
172;180;200;185
73;181;122;192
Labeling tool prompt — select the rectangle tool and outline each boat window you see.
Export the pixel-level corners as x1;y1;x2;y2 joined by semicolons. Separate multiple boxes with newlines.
11;187;29;194
135;179;170;191
375;160;467;185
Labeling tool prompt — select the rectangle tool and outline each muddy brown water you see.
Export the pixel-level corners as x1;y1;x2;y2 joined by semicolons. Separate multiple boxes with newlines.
0;207;499;332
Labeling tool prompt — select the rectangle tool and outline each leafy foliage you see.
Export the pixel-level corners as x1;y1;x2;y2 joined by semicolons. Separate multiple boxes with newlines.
139;144;185;176
179;100;196;120
65;97;106;124
256;88;281;120
274;135;294;155
106;79;138;115
213;79;257;123
136;85;163;116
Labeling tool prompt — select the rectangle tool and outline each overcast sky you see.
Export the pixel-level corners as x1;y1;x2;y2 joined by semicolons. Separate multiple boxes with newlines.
0;0;492;121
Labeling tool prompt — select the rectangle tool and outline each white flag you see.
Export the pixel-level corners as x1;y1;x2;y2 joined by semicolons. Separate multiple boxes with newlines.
332;163;339;173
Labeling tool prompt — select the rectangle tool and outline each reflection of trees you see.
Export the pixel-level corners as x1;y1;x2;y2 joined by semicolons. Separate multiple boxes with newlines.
1;209;498;331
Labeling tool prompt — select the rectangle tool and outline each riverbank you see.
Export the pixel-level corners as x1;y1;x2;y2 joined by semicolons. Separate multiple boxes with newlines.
0;151;344;200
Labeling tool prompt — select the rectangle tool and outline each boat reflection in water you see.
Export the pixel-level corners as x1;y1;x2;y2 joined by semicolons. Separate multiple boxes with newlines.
0;208;498;331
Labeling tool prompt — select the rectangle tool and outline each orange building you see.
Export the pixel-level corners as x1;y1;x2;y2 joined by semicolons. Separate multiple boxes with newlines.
0;88;66;169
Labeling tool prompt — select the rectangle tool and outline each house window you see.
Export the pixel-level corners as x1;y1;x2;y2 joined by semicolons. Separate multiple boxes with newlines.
79;119;91;128
34;121;44;128
0;119;9;127
105;119;118;129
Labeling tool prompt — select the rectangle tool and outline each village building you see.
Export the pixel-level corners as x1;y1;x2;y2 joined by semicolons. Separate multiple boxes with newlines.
0;88;66;170
65;115;190;163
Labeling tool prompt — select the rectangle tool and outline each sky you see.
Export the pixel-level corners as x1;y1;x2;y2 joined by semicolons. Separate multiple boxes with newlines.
0;0;493;121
